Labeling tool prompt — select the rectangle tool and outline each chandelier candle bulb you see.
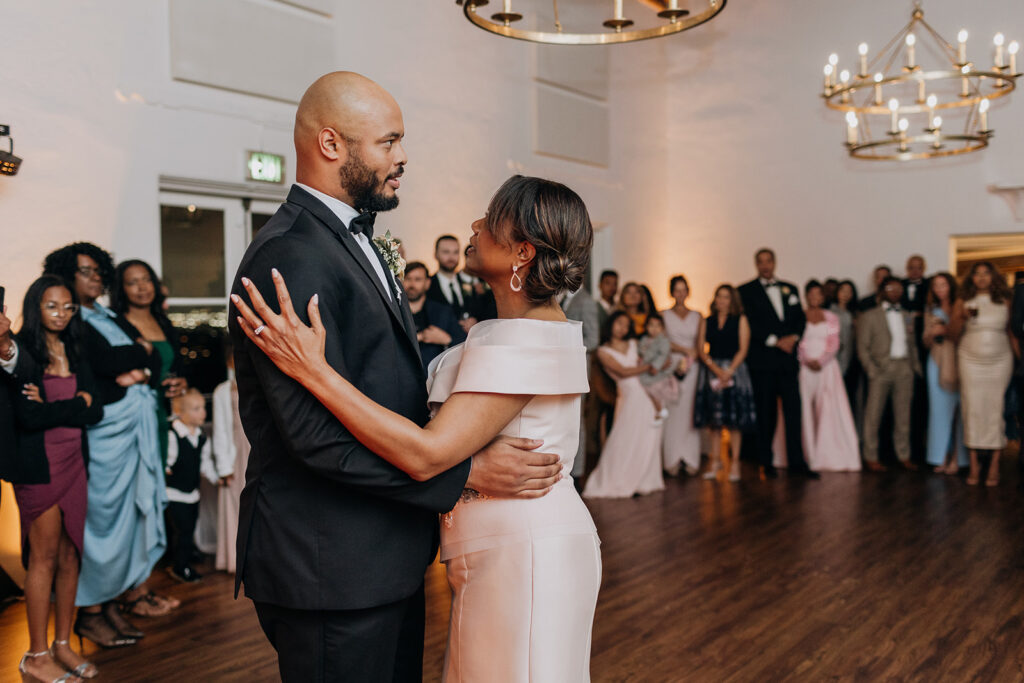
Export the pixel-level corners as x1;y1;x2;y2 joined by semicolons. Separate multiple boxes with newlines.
859;43;869;77
961;65;971;97
824;64;834;93
958;29;968;64
840;70;850;102
994;33;1005;67
979;98;990;132
926;93;938;123
918;79;926;104
874;73;884;105
889;98;900;134
906;33;917;69
846;114;859;146
614;0;623;20
1010;41;1019;75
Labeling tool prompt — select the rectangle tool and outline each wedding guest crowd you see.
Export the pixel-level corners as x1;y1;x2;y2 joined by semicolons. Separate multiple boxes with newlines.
1;241;252;680
520;248;1019;496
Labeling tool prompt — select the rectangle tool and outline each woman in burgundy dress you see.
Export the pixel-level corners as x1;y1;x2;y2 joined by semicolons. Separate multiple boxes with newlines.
7;276;103;682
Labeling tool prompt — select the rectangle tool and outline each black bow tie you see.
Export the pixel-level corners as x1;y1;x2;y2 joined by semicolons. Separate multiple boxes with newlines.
885;303;901;312
764;281;779;288
348;212;376;239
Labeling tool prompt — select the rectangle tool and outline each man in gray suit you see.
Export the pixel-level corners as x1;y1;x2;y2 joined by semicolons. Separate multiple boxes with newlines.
560;288;600;480
857;276;922;472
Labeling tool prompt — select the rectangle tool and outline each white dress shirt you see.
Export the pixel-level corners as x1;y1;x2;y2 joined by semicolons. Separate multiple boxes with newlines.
166;419;218;503
295;183;397;301
596;298;614;315
760;278;785;321
883;303;908;359
434;270;466;308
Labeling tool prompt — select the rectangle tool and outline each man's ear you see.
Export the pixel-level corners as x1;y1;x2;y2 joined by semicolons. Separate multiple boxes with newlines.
319;127;346;162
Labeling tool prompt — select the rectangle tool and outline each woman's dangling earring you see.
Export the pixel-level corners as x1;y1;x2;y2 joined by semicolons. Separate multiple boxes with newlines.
510;265;523;292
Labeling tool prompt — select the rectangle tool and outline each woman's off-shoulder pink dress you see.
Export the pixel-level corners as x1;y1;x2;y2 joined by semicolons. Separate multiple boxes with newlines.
427;318;602;682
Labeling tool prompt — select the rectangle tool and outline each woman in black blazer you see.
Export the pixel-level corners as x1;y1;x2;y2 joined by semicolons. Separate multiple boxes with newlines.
6;275;102;681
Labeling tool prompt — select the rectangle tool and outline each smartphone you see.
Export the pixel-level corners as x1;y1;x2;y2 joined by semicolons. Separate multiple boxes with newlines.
0;286;5;312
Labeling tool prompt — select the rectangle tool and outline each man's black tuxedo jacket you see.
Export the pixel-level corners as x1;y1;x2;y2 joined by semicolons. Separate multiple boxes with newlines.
901;278;929;313
229;186;470;611
737;279;807;371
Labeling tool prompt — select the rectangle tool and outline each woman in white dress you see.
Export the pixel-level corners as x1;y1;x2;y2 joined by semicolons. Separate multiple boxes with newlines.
582;311;666;498
233;175;601;682
661;275;702;476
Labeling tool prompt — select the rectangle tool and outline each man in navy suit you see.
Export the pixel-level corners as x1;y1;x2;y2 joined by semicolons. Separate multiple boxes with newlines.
403;261;465;370
737;249;819;479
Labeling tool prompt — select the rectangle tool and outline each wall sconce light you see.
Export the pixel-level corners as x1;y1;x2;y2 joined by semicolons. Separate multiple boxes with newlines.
0;125;22;176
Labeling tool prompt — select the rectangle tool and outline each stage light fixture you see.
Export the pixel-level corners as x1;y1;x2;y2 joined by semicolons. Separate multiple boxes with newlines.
0;125;22;176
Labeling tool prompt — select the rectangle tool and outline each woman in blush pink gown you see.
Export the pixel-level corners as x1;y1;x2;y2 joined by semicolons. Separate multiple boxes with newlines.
661;275;702;476
583;311;665;498
796;281;860;472
234;175;601;682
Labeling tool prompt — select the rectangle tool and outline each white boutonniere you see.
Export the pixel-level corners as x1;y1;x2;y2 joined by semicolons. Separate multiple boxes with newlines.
373;231;406;280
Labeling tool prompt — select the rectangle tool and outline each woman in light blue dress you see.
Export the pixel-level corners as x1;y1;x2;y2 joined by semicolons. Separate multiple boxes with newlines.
922;272;967;473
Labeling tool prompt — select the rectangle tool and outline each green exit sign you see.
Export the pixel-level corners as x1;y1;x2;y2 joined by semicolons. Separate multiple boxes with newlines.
247;151;285;183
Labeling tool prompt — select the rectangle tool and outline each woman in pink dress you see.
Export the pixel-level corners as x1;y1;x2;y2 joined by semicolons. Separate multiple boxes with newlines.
796;281;860;472
583;311;665;498
234;175;601;682
211;344;250;573
661;275;702;476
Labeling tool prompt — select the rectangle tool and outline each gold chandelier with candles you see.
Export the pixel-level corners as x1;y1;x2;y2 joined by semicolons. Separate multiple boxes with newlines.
454;0;726;45
822;2;1020;161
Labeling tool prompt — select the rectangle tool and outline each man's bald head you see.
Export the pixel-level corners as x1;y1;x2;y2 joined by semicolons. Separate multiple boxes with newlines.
294;71;407;212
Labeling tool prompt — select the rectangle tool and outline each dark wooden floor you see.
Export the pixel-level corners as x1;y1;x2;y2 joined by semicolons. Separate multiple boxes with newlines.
2;449;1023;682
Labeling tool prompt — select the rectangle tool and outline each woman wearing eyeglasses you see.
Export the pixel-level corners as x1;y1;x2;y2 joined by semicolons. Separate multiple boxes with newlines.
5;275;103;682
41;242;173;649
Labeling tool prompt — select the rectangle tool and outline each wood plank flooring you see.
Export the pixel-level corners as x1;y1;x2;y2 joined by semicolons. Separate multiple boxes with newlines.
1;451;1022;682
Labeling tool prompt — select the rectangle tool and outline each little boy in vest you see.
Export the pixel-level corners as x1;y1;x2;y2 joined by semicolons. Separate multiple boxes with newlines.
166;388;219;582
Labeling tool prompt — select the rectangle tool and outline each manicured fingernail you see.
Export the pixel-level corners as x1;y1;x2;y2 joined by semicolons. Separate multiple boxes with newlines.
230;294;239;303
312;294;319;305
241;277;251;286
272;268;280;278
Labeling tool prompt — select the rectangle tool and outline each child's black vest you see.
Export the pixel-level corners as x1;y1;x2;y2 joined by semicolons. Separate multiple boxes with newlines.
167;429;206;494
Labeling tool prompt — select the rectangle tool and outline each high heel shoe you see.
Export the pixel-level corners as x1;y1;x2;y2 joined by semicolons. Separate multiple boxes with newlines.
101;600;144;639
18;651;79;682
50;640;97;679
73;611;137;648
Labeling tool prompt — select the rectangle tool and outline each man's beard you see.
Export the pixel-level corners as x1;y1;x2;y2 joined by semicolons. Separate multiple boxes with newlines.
339;152;401;213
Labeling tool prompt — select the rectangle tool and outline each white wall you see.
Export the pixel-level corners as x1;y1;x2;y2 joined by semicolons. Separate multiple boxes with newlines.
643;0;1024;311
0;0;666;323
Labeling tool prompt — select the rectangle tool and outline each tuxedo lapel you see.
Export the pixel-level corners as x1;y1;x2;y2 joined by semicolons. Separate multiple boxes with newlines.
287;187;406;332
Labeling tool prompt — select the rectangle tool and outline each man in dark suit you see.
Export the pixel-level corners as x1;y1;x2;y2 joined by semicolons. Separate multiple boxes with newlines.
427;235;490;332
901;254;929;463
738;249;818;479
859;264;893;312
229;72;561;683
403;260;465;370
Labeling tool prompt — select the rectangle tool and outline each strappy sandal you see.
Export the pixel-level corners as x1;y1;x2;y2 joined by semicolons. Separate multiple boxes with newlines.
18;650;81;683
49;641;97;679
120;591;176;617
